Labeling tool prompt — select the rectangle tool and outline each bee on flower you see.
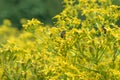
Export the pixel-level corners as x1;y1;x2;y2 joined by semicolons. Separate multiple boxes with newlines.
60;30;66;39
102;25;107;34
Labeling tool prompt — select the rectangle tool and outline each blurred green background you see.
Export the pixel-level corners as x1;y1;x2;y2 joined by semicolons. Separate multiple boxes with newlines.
0;0;119;29
0;0;63;29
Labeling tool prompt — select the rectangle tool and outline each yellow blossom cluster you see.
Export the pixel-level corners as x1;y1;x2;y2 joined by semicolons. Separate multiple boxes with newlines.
0;0;120;80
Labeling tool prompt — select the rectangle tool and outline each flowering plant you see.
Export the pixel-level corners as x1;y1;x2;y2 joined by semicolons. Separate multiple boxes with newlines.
0;0;120;80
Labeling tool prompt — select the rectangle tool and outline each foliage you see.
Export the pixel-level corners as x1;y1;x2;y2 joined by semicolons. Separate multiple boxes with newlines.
0;0;62;28
0;0;120;80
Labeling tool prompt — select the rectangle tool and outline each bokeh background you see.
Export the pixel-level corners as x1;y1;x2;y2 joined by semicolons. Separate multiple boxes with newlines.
0;0;120;29
0;0;63;29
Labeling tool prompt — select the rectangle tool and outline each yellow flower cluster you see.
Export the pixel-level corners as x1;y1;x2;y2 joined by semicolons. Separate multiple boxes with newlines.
0;0;120;80
23;18;43;33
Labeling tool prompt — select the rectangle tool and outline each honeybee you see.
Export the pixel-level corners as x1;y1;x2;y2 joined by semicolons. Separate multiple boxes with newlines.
102;26;107;34
60;30;66;38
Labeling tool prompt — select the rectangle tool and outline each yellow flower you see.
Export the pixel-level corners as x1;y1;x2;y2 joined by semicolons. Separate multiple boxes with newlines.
99;0;106;2
110;5;119;10
110;69;120;76
0;67;4;78
27;18;42;25
91;0;96;3
3;19;12;27
65;17;71;22
97;15;104;21
72;17;81;25
23;18;43;33
50;27;58;35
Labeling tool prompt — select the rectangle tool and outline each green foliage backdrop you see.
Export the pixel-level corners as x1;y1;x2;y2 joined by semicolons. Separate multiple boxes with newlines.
0;0;62;28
